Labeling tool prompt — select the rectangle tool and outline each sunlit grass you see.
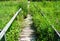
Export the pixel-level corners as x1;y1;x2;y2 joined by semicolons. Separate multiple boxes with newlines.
30;2;60;41
0;1;27;41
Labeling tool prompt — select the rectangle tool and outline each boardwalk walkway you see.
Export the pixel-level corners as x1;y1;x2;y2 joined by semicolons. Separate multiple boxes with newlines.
19;14;35;41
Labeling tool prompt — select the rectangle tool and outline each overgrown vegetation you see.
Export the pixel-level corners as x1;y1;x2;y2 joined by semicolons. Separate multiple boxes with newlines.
30;2;60;41
0;0;60;41
0;1;27;41
30;0;58;1
0;0;27;1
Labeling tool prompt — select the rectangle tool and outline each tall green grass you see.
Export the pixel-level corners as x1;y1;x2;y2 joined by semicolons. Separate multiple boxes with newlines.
30;2;60;41
0;1;27;41
30;1;60;31
35;2;60;31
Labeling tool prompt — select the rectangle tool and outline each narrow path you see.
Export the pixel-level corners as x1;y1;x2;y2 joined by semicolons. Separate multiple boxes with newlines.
19;1;35;41
19;14;35;41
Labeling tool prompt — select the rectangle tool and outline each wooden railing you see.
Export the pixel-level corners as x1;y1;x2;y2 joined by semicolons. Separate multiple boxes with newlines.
0;8;22;41
34;4;60;38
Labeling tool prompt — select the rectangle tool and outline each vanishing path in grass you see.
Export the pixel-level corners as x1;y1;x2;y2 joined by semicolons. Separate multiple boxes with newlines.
19;1;36;41
19;14;36;41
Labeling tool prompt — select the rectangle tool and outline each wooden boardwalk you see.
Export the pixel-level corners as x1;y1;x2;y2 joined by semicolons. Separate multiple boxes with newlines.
19;14;35;41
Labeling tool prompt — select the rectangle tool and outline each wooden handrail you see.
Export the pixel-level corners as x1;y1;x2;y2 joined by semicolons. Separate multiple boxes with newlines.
0;8;22;40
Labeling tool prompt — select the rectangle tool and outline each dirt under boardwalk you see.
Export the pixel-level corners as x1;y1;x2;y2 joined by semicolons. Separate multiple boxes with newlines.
19;14;35;41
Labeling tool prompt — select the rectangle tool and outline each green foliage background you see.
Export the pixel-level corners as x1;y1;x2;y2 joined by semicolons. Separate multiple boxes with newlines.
0;0;60;41
30;0;59;1
0;1;28;41
30;2;60;41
